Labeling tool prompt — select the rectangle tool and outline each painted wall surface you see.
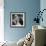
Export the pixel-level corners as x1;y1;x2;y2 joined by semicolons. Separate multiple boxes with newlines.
40;0;46;27
4;0;40;42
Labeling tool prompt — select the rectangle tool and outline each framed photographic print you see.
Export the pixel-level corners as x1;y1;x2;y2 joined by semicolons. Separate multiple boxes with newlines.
10;12;26;27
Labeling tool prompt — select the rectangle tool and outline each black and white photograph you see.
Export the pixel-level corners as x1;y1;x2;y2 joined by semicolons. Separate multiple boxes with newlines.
10;12;25;27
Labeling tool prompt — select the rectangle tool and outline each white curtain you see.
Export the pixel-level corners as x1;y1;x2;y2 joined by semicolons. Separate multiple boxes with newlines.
0;0;4;42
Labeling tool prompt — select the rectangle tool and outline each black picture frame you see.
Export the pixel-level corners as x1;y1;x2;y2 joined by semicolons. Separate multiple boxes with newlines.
10;12;26;28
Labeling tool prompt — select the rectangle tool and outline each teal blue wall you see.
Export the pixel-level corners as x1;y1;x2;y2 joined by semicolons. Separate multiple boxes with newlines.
40;0;46;27
4;0;40;42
